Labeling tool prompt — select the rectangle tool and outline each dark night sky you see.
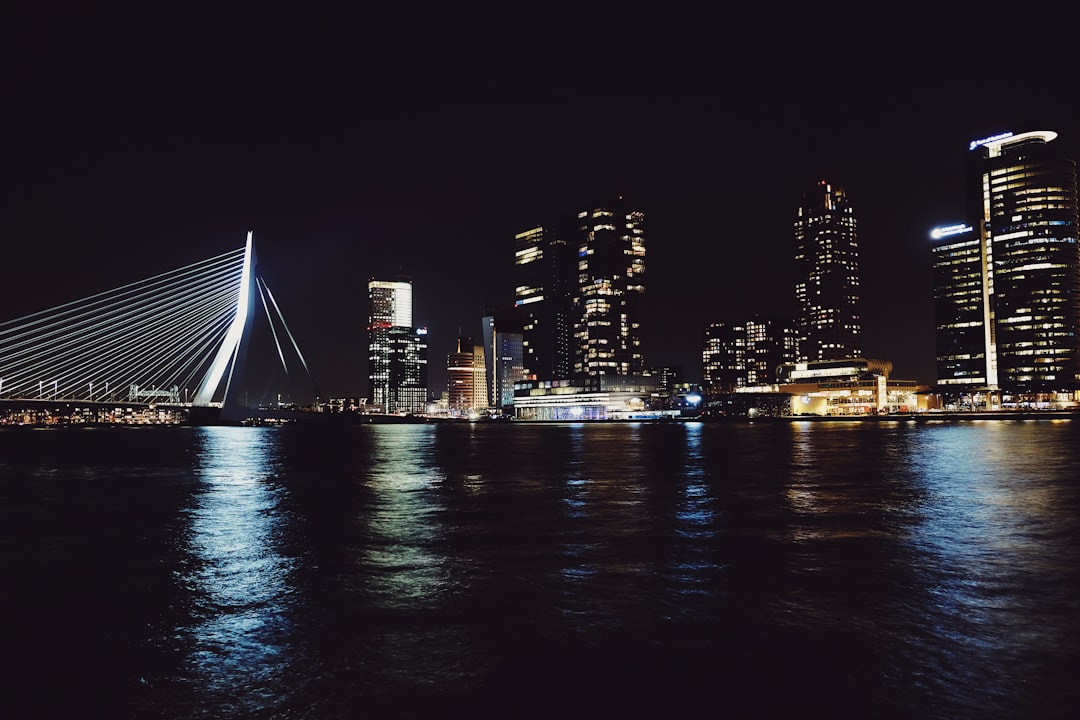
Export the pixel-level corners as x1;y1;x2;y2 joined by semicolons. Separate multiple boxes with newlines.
5;20;1080;400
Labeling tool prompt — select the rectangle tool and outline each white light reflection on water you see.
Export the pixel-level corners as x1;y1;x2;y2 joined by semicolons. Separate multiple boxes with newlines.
180;427;298;712
553;423;666;628
363;425;450;608
357;426;483;695
898;421;1080;714
667;422;721;601
674;422;717;541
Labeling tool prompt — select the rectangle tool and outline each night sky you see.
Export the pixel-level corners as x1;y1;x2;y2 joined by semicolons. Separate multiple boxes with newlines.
6;23;1080;400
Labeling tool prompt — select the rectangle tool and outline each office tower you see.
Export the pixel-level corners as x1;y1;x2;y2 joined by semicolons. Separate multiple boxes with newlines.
703;315;798;393
745;314;798;386
573;199;647;377
794;180;862;362
367;278;428;413
936;130;1080;394
651;366;684;394
447;336;487;415
514;224;573;381
481;307;524;413
702;321;747;393
931;222;989;389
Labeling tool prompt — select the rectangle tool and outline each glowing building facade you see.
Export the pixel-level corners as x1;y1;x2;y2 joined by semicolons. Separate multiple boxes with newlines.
934;130;1080;396
482;309;525;413
514;224;573;382
573;201;646;377
703;315;797;393
702;321;746;393
973;131;1079;393
367;278;428;413
447;336;487;416
931;223;989;388
794;181;862;362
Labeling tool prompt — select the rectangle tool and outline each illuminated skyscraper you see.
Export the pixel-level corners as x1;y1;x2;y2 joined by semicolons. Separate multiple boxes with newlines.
702;321;746;393
702;314;796;393
481;307;524;413
514;224;573;381
573;200;646;377
934;130;1080;395
447;336;487;416
367;278;428;413
931;222;989;389
794;181;862;362
745;314;798;386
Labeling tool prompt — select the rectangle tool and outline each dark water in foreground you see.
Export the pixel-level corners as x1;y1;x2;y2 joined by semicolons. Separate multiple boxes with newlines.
2;419;1079;719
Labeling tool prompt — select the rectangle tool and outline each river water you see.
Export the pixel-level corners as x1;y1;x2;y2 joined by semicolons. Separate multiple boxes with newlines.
2;419;1078;718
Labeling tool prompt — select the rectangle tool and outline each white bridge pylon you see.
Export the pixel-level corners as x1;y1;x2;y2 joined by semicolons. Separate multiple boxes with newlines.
192;231;256;410
0;230;313;417
193;231;315;419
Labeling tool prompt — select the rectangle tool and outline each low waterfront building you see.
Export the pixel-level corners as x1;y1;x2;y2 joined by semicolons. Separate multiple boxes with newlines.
512;374;678;421
776;358;925;415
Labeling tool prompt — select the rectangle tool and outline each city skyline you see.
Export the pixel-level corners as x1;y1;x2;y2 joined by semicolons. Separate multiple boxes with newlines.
6;49;1080;398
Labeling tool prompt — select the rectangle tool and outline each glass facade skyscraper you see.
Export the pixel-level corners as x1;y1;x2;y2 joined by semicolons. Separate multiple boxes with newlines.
702;314;797;393
514;224;573;382
481;308;524;413
974;131;1079;393
934;130;1080;395
573;200;646;377
931;223;989;388
367;278;428;413
794;181;862;362
447;336;486;415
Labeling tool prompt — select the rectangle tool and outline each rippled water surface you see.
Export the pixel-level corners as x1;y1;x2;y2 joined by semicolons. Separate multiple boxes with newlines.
3;420;1079;718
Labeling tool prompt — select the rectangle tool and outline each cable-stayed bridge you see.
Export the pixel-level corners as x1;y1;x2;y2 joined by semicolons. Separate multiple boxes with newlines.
0;232;316;425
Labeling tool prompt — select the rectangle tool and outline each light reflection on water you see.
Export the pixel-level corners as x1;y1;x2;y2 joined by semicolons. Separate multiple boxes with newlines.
179;426;298;714
5;419;1079;718
895;422;1080;716
363;426;449;608
662;422;723;607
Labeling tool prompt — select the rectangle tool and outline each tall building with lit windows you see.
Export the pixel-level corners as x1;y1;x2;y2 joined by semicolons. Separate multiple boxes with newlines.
514;224;573;381
702;314;797;393
931;222;990;389
447;336;487;415
481;306;525;413
794;181;862;362
745;314;798;386
573;199;646;377
367;278;428;413
702;321;747;393
934;130;1080;395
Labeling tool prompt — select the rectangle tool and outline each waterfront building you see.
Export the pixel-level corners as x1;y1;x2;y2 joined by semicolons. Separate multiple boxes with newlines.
702;321;747;393
931;222;989;390
703;315;797;393
776;358;922;415
367;278;428;414
481;307;525;414
794;180;862;362
447;336;487;416
514;224;574;382
745;314;799;386
573;199;647;377
935;130;1080;399
513;374;666;421
649;366;683;393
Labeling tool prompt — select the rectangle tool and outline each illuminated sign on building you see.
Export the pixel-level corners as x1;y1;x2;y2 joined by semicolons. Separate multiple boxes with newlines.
969;132;1014;151
930;224;974;240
